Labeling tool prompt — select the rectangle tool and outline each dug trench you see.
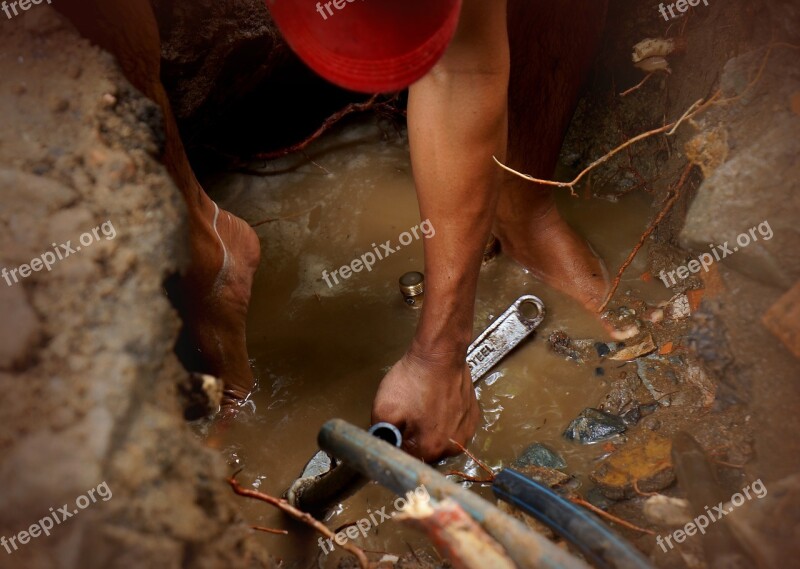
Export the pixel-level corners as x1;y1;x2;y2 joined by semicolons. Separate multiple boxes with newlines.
0;0;798;568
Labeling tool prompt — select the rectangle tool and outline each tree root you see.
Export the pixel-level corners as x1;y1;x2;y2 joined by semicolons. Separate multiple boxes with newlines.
598;162;695;312
227;473;370;569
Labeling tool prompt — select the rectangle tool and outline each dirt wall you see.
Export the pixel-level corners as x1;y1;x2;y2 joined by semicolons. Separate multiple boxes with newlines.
0;9;271;569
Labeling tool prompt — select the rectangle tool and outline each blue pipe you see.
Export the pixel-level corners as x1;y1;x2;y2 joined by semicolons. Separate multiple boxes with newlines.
492;469;654;569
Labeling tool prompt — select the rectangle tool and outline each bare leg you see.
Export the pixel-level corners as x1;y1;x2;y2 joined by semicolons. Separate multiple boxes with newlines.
57;0;260;402
372;0;509;461
494;0;609;312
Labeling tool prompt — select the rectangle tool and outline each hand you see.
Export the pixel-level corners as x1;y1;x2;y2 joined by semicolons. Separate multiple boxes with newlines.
372;346;480;462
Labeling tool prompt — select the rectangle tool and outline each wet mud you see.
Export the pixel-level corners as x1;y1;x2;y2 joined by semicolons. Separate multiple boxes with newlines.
204;120;698;566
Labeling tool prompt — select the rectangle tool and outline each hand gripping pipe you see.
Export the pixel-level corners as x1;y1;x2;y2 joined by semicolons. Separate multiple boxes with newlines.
318;418;591;569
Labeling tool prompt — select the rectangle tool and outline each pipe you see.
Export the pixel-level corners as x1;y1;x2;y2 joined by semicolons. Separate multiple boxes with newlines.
293;423;402;514
318;418;591;569
492;469;654;569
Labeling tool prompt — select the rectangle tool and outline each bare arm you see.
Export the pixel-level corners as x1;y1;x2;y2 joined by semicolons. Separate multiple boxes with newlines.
372;0;510;461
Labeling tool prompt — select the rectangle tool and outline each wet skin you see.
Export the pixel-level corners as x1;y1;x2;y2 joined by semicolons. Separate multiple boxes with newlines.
373;0;609;461
59;0;608;461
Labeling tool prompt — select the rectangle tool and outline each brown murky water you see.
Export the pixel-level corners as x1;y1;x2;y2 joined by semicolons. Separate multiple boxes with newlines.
206;119;672;567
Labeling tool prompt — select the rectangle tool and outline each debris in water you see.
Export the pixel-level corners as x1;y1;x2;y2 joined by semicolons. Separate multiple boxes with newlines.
609;334;657;361
643;494;692;527
664;293;692;320
631;37;684;63
594;342;612;357
563;408;627;444
514;442;567;470
179;372;223;420
610;324;640;341
548;331;606;364
620;405;642;426
589;432;675;500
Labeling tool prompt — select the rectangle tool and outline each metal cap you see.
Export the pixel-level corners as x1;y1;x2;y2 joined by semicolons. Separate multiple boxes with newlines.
399;271;424;296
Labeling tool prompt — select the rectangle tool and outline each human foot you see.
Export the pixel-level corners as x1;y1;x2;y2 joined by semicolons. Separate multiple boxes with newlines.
174;200;261;411
494;201;609;313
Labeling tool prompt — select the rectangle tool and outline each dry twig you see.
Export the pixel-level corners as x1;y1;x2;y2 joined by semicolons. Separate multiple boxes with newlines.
598;162;695;312
493;96;708;196
251;525;289;535
445;470;496;484
620;72;656;97
227;474;369;569
449;438;496;479
249;94;402;161
569;496;656;535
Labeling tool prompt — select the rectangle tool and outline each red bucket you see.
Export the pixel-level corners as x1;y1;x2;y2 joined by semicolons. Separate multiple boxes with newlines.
267;0;462;93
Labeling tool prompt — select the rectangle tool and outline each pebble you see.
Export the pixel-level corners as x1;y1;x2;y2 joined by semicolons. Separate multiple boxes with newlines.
643;495;692;527
514;443;567;470
563;408;627;444
609;334;656;361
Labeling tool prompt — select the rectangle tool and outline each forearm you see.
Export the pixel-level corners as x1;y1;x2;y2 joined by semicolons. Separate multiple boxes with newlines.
407;0;509;359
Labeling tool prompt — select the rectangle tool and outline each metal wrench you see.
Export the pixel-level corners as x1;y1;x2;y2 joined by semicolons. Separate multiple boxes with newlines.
467;294;546;383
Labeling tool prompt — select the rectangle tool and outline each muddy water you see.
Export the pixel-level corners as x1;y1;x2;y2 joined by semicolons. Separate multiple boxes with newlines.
206;120;671;567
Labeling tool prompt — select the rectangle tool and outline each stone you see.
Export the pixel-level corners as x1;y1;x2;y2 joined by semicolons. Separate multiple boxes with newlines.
590;433;675;500
0;285;41;370
762;279;800;359
563;408;627;444
643;495;692;527
514;443;567;470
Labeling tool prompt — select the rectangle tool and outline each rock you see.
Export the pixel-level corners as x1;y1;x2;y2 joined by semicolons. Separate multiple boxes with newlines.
724;473;800;568
595;342;612;357
636;357;677;403
590;433;675;500
681;360;717;408
620;405;642;426
610;325;640;341
586;487;617;509
563;408;627;444
762;279;800;359
514;443;567;470
178;373;223;421
664;294;692;320
609;334;657;361
511;465;574;489
643;495;692;527
0;285;41;370
685;127;729;178
680;48;800;289
548;331;603;364
151;0;287;130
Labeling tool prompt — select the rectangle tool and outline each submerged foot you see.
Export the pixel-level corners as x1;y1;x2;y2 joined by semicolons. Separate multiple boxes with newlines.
177;200;261;412
495;201;609;313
